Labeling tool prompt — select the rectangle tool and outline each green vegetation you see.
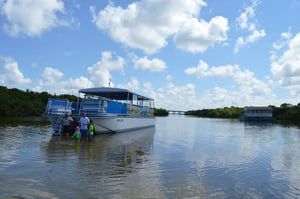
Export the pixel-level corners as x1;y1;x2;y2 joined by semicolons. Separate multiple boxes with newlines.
0;86;168;117
154;108;169;116
185;106;243;119
1;86;300;126
0;86;77;117
186;104;300;126
271;103;300;124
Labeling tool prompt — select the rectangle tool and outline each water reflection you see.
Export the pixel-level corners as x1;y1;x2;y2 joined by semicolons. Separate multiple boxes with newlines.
1;117;300;198
43;127;156;198
0;125;156;198
154;116;300;198
45;127;154;170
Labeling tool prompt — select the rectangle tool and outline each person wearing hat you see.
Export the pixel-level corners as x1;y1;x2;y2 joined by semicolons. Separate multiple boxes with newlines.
62;113;74;136
72;126;81;142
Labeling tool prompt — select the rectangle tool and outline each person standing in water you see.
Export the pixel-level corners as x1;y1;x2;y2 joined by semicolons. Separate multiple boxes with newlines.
88;120;95;141
62;113;74;136
79;112;89;140
72;126;81;142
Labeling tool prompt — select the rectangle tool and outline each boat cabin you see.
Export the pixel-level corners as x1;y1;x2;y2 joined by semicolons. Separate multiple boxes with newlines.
44;87;155;117
241;106;273;121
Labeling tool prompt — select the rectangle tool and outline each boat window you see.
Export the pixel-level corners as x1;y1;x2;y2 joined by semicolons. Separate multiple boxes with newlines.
85;95;99;100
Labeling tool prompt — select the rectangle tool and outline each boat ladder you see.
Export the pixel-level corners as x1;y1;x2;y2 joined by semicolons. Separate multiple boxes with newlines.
53;115;64;136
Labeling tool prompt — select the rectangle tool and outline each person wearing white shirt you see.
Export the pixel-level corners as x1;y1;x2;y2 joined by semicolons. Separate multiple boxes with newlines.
79;112;90;139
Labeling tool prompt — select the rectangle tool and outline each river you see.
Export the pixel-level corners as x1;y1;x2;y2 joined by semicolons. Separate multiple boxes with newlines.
1;116;300;198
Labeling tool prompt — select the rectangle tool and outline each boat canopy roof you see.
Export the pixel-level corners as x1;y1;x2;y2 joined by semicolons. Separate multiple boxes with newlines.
79;87;153;101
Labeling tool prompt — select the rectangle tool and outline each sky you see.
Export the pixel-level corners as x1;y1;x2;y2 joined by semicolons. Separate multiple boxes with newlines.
1;0;300;111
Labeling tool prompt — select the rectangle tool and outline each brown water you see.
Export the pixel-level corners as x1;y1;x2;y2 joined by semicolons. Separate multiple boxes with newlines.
1;116;300;198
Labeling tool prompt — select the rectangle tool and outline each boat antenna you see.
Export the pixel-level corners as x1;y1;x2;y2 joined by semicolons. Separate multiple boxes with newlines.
108;78;111;87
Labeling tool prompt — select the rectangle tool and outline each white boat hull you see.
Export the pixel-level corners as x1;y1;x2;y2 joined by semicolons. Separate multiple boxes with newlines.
45;114;155;134
90;116;155;134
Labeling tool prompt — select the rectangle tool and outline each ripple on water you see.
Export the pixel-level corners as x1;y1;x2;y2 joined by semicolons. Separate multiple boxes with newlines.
0;175;60;199
2;118;300;198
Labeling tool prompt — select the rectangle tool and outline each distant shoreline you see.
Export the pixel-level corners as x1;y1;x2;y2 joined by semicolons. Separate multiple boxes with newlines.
1;115;300;129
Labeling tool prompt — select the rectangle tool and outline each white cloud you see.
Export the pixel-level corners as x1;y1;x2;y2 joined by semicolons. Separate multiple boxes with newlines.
14;51;123;95
185;60;209;78
38;67;92;95
116;76;198;110
233;68;271;96
154;82;197;110
0;0;74;37
236;2;256;31
185;59;273;107
235;30;266;53
119;77;140;91
0;57;31;86
63;76;92;94
185;60;239;78
134;56;167;72
202;87;238;107
90;0;228;54
142;81;155;98
42;67;63;84
174;16;229;53
271;33;300;91
87;51;125;87
234;0;266;53
272;31;292;51
199;86;274;108
35;54;115;94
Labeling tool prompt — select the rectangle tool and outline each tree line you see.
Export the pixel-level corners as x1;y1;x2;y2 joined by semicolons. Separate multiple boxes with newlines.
185;104;300;125
0;86;77;117
185;106;243;119
0;86;169;117
1;86;300;125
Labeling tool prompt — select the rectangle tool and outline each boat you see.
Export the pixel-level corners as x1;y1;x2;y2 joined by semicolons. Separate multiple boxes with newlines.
240;106;273;122
42;87;155;135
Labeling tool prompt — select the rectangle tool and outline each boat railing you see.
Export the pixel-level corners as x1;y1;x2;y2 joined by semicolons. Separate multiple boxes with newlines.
74;98;155;117
80;107;107;116
45;98;73;115
79;98;107;116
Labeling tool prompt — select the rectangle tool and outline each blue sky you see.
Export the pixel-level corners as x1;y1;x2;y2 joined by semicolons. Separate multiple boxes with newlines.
1;0;300;111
